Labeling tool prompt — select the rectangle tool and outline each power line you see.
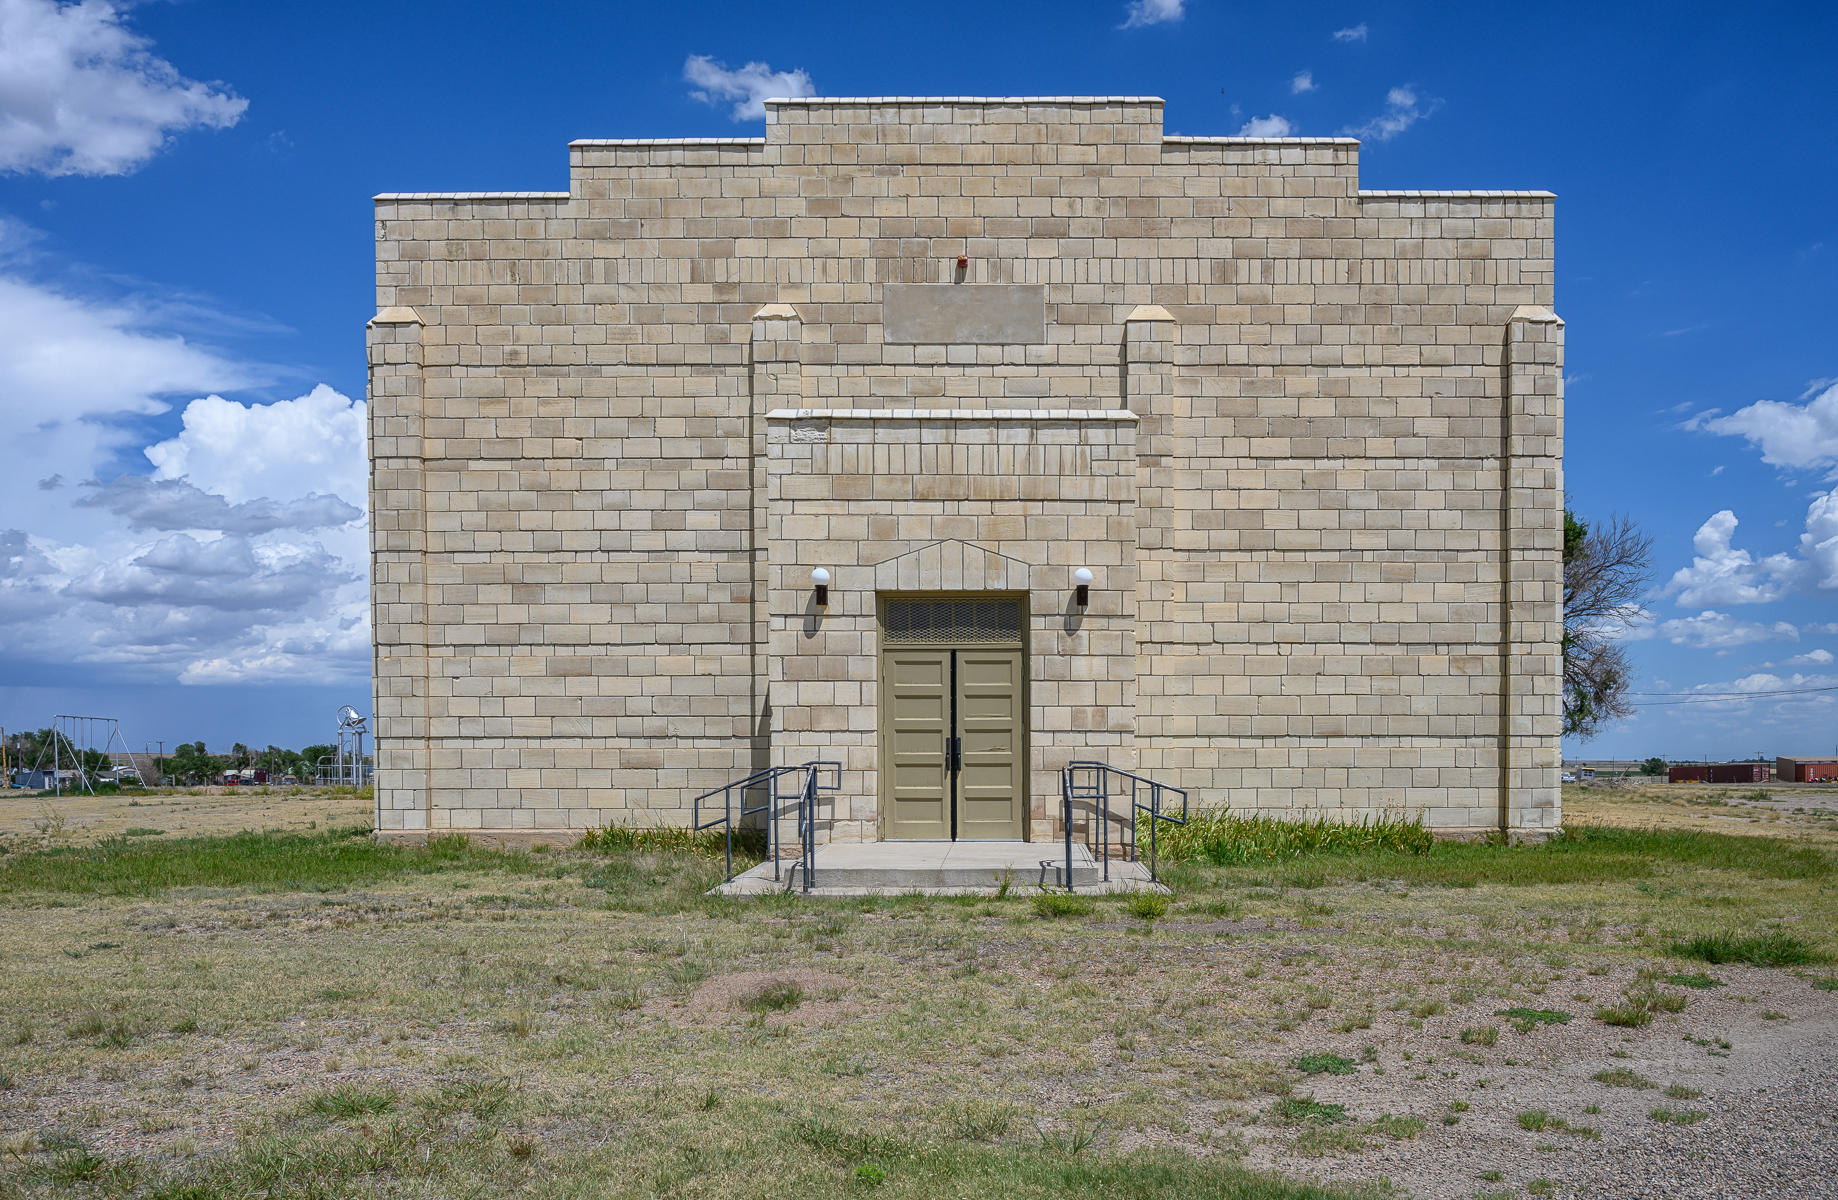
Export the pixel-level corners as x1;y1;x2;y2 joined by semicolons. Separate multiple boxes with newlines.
1630;685;1838;707
1629;684;1838;699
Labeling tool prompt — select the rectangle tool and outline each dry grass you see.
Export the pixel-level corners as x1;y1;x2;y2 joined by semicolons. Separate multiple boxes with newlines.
0;785;371;848
0;786;1831;1198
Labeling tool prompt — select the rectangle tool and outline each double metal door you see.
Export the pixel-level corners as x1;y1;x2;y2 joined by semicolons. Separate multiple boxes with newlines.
881;646;1025;840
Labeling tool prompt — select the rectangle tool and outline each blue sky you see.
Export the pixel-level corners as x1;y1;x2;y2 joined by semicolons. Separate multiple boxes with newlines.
0;0;1833;759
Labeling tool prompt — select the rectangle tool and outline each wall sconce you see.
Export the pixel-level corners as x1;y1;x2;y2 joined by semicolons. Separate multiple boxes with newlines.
810;567;831;606
1073;567;1093;607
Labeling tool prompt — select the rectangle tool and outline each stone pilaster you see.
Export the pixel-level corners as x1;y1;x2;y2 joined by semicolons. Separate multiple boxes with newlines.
751;305;803;848
1123;304;1176;555
1502;307;1565;837
367;307;429;836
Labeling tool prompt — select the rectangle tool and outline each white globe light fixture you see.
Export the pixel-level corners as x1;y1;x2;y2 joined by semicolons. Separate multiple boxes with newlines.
810;567;831;606
1073;567;1094;607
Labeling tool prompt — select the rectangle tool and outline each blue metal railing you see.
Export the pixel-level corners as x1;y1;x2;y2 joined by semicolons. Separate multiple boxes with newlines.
692;760;840;890
1059;761;1188;889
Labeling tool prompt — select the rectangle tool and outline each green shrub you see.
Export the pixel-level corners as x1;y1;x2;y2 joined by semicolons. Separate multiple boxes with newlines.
1030;894;1093;920
1124;893;1169;922
1592;1068;1656;1089
1459;1026;1499;1046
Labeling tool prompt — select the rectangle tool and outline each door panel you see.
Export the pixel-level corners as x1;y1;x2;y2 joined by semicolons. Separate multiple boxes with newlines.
954;649;1025;840
883;649;952;839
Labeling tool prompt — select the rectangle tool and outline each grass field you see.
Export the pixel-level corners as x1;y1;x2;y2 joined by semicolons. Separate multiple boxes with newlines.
0;781;1833;1199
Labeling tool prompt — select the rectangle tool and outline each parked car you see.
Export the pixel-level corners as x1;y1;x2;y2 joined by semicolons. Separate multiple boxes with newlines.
1560;772;1577;783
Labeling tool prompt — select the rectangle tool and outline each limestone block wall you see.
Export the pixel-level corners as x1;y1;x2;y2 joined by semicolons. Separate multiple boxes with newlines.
369;95;1562;841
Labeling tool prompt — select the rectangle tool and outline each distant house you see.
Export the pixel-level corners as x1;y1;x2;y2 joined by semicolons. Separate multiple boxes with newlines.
8;768;79;790
1776;756;1838;783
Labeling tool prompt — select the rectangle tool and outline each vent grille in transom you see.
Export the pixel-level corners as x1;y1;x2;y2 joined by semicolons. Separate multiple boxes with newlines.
882;598;1023;644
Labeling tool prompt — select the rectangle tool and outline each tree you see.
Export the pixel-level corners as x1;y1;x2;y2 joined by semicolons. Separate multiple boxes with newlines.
299;745;336;781
1640;757;1667;776
1563;509;1654;740
160;741;225;786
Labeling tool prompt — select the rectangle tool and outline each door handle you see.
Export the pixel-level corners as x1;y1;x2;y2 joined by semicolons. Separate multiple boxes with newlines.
948;736;962;773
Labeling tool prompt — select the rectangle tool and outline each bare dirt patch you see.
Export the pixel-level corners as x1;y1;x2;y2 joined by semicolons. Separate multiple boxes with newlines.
674;968;855;1026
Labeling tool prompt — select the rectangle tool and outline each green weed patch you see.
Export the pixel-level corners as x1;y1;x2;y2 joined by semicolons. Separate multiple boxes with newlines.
1670;931;1827;967
1160;821;1829;888
1030;894;1093;920
1496;1007;1570;1032
0;828;526;897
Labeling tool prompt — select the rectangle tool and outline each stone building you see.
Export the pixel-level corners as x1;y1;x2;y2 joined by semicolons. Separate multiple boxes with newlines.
367;96;1563;846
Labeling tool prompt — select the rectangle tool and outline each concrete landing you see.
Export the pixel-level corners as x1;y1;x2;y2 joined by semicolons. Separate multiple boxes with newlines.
715;839;1163;897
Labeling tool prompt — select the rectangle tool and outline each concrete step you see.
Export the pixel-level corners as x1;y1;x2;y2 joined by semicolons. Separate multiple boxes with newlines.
717;839;1162;896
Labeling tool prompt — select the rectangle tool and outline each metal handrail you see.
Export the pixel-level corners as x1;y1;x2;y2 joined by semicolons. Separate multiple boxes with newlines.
1059;761;1189;890
692;760;840;887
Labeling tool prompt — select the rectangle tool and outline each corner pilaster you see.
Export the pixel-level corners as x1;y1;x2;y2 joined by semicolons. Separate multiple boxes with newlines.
367;307;429;836
1501;306;1565;837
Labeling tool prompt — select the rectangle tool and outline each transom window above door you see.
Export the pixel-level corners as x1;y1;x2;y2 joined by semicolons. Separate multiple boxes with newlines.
881;597;1024;646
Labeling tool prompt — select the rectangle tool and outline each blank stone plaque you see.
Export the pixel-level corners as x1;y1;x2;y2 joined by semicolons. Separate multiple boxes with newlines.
882;284;1047;344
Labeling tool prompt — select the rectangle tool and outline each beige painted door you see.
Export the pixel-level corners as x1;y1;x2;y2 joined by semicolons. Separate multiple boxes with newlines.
884;649;952;839
881;644;1026;840
955;648;1025;840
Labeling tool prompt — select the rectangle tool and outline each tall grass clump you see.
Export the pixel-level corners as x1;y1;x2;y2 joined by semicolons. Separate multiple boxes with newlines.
576;825;764;858
1670;931;1826;967
1152;811;1433;865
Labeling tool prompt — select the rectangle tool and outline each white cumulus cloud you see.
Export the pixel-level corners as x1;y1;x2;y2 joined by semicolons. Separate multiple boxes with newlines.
144;384;367;508
1121;0;1184;27
1291;70;1317;94
1654;610;1799;651
0;0;246;176
683;54;814;121
1665;509;1801;606
1767;649;1835;669
1800;489;1838;589
1343;85;1434;142
1237;114;1295;137
1695;379;1838;474
1331;23;1368;42
0;274;247;425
